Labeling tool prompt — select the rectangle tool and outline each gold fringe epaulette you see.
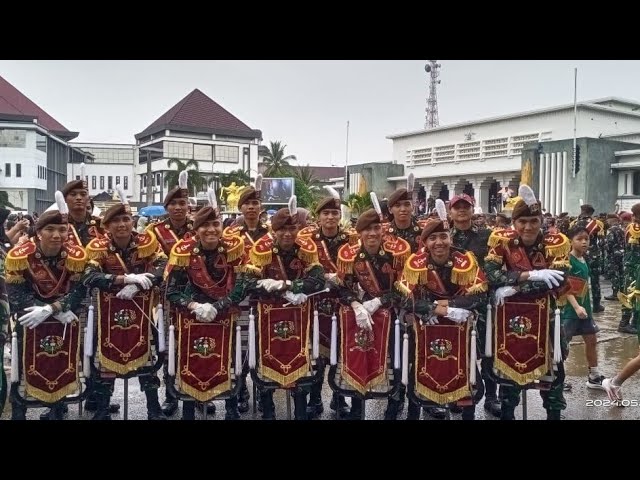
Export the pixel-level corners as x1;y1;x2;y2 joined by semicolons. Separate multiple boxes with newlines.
403;251;428;285
485;252;504;265
383;236;411;270
223;224;243;238
250;234;273;268
136;231;159;258
450;250;479;287
6;273;25;284
543;233;570;259
394;280;412;297
222;235;245;263
627;223;640;245
235;263;263;277
5;239;36;272
297;225;317;238
337;243;359;274
86;237;110;261
169;238;196;268
487;229;517;248
63;243;88;272
296;236;319;265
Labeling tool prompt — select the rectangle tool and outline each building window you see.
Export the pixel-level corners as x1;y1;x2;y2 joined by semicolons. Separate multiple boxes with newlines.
634;172;640;195
165;141;193;160
16;163;21;178
156;173;161;186
108;176;113;190
100;176;104;189
36;133;47;152
194;144;212;161
116;176;120;187
143;176;147;188
4;163;10;177
0;129;26;148
92;176;96;189
76;175;80;180
215;145;239;163
124;176;128;190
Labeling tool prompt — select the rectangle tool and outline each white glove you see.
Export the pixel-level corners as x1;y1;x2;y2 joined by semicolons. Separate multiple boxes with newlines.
425;315;439;326
528;269;565;289
192;303;218;322
351;302;374;331
116;284;140;300
257;279;286;292
445;307;472;324
19;305;54;329
283;291;308;305
324;273;339;285
124;273;155;290
494;286;518;306
54;310;78;325
362;298;382;315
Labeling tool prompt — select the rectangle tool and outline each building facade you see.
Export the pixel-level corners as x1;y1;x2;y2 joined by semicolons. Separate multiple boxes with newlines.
387;97;640;213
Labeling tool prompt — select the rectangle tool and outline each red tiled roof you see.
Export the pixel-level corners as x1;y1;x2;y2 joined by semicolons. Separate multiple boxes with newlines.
136;88;261;140
0;75;76;138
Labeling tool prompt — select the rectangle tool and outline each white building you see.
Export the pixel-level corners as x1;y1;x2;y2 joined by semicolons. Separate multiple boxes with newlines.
0;75;90;212
134;89;262;205
68;143;136;201
387;97;640;213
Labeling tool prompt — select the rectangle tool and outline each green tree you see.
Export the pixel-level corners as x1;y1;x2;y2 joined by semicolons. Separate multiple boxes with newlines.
262;140;296;177
163;158;207;196
346;193;372;216
218;169;251;188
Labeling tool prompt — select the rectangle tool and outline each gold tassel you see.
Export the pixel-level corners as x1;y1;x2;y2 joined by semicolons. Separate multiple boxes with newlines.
545;235;570;259
137;235;159;259
304;262;322;273
485;253;503;265
235;264;263;276
86;249;107;261
403;266;422;286
226;243;243;263
393;252;409;271
337;258;353;274
298;249;319;266
487;231;510;248
6;273;25;284
550;259;570;269
451;266;477;287
250;249;272;267
4;256;28;272
394;280;412;297
467;281;488;294
555;295;567;307
169;253;190;268
65;256;87;273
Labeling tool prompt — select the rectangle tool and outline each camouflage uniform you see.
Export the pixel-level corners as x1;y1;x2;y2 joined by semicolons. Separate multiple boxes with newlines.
570;216;605;310
605;224;625;298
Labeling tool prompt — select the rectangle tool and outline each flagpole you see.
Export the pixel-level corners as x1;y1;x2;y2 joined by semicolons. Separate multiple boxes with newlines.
344;120;349;200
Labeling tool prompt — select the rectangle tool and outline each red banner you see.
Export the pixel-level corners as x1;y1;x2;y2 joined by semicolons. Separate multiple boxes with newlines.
414;319;470;404
494;294;551;385
176;309;235;402
258;301;310;386
23;317;81;403
340;306;391;395
97;290;155;375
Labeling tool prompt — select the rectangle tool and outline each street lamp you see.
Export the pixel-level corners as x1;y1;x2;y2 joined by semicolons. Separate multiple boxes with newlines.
139;145;164;206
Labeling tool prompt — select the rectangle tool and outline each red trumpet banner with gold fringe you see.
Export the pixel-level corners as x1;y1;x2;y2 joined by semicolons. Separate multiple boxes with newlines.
414;319;470;404
176;310;235;402
494;294;550;385
97;290;155;375
258;301;310;386
23;318;80;403
340;306;391;394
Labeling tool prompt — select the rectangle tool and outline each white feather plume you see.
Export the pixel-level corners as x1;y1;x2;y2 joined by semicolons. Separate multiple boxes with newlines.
579;198;584;206
493;207;498;214
370;192;382;217
92;206;102;217
474;206;483;215
406;173;415;194
178;170;188;190
254;174;263;192
207;188;218;210
55;191;68;216
435;199;448;223
324;186;340;200
80;163;86;184
518;185;537;207
288;195;297;217
116;184;128;205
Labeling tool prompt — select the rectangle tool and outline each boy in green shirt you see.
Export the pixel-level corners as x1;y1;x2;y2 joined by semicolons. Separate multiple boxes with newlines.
562;226;604;389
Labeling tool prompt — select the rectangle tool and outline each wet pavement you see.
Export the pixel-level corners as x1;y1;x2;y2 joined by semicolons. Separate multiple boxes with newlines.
3;279;640;421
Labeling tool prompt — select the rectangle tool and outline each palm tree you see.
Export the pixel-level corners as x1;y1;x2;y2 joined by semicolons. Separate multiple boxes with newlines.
292;164;321;190
262;140;296;177
217;169;251;188
164;158;207;195
346;193;372;216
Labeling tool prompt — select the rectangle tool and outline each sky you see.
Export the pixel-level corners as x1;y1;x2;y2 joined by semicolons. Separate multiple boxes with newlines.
1;60;640;167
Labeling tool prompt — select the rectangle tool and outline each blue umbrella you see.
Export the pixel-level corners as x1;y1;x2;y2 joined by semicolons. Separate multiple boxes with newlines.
138;205;166;217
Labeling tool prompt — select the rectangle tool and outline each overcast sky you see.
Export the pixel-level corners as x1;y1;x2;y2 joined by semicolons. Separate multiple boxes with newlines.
1;60;639;167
